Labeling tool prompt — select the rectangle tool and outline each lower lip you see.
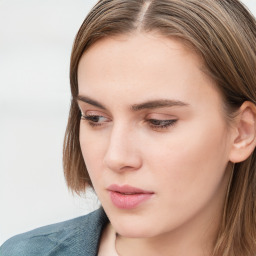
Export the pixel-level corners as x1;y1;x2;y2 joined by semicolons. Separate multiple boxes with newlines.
109;191;153;209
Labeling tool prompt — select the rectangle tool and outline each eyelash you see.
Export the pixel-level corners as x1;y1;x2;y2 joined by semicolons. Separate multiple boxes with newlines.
81;115;108;127
81;114;177;130
146;119;177;129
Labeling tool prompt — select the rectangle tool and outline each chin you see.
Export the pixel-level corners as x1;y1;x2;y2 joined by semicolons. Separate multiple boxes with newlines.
116;228;155;238
111;218;158;238
102;202;163;238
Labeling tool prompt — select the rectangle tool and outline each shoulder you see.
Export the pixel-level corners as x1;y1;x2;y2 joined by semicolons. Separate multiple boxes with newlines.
0;207;108;256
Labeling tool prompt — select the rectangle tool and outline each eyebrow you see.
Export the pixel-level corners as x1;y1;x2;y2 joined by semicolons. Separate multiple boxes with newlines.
76;95;189;111
131;99;189;111
76;95;107;109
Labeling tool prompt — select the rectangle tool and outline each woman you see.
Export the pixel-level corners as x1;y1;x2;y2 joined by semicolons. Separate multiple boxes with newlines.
1;0;256;255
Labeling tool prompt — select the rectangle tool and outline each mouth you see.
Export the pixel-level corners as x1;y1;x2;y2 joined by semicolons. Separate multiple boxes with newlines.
107;184;154;209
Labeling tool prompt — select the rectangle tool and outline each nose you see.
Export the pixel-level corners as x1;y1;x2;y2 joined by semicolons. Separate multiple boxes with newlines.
103;124;142;172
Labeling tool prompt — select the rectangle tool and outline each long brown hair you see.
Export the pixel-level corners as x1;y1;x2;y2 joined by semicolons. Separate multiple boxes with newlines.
63;0;256;255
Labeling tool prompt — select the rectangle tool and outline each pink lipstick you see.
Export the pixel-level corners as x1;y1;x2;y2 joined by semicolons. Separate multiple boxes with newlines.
107;184;154;209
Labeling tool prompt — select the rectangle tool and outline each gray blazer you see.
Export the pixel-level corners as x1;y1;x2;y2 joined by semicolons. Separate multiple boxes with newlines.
0;207;108;256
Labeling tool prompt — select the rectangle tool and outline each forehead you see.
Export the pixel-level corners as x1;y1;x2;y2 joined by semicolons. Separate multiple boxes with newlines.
78;33;201;77
77;33;221;110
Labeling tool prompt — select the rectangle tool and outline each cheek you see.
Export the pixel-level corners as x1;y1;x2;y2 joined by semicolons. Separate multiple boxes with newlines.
147;118;230;199
139;121;231;232
79;127;105;180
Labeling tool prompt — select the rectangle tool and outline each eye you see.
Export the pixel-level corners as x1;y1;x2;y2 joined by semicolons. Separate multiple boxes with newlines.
81;114;110;127
147;119;177;130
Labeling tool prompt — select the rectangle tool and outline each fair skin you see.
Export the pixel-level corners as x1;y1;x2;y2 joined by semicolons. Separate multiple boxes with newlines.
76;33;253;256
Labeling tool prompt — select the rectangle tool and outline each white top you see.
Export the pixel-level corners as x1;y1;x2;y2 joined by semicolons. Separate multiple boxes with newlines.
98;223;119;256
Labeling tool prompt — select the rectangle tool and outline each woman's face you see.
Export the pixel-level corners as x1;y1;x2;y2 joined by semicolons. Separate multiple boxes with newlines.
77;33;233;239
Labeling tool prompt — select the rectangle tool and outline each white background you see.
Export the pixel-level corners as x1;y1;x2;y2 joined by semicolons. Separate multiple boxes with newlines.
0;0;255;246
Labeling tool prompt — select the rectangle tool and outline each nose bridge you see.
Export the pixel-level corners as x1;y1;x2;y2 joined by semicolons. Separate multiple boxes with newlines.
103;122;141;171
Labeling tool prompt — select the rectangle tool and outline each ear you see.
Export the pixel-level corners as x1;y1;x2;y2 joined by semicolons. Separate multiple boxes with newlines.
229;101;256;163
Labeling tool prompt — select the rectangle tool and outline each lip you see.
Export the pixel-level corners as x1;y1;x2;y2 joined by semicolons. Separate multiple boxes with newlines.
107;184;154;209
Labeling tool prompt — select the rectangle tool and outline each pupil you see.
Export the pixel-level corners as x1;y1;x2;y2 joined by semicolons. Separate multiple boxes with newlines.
92;116;100;122
152;120;162;125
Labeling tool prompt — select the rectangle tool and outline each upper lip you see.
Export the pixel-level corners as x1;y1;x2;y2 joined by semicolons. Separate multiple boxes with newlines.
107;184;154;194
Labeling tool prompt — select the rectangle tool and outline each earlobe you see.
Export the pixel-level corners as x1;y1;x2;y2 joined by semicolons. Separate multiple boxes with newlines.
229;101;256;163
